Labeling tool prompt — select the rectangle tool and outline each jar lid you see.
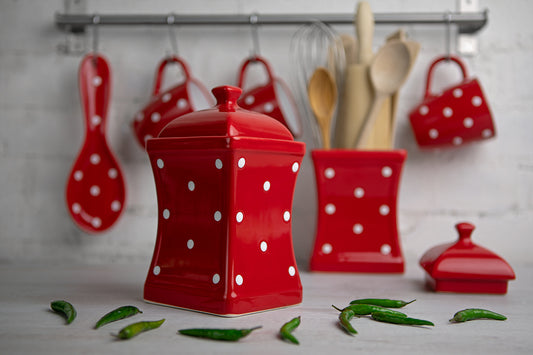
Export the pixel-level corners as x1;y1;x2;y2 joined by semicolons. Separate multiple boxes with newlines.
158;85;294;141
420;222;515;282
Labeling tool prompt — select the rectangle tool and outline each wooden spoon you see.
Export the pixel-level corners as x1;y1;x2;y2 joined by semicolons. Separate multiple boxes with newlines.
308;67;338;149
355;41;411;149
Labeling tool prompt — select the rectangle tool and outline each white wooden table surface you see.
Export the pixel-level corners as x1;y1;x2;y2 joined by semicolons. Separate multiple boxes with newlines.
1;256;532;354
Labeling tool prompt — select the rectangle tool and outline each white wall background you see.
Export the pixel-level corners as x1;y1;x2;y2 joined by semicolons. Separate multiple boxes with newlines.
1;0;531;270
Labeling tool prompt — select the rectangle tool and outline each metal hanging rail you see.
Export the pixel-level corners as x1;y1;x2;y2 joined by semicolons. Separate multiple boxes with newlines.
55;11;488;35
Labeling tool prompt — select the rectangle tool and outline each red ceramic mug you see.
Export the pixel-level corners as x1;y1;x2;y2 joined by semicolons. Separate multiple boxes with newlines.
236;55;303;138
409;55;496;148
132;56;214;148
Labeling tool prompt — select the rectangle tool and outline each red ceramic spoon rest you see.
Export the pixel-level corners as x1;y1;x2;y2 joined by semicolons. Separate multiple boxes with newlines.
65;53;126;233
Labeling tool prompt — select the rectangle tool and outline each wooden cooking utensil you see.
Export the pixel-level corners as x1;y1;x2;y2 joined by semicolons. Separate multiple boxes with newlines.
308;67;338;149
356;41;411;149
333;1;374;148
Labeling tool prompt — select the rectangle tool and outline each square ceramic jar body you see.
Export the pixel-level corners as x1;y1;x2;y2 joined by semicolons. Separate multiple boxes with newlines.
144;86;305;316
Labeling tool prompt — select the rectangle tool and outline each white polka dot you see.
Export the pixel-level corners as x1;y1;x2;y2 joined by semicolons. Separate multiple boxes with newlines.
263;181;270;191
177;98;188;110
238;157;245;168
322;243;333;254
381;244;392;255
72;203;81;214
91;115;101;126
214;211;222;221
163;209;170;219
153;266;160;275
283;211;291;222
288;266;296;276
244;95;255;105
379;205;390;216
453;88;463;98
429;128;439;139
92;76;102;86
353;223;363;235
453;136;463;145
381;166;392;178
144;134;153;143
91;217;102;228
108;168;118;179
162;93;172;102
419;105;429;115
187;239;194;249
151;112;161;123
354;187;365;198
236;211;244;223
325;203;336;215
215;159;223;169
260;241;268;252
463;117;474;128
188;181;195;191
157;159;164;169
324;168;335;179
111;200;121;212
235;274;243;286
264;102;274;113
472;96;482;107
482;129;493;138
292;162;299;173
135;112;144;122
212;273;220;284
90;185;100;196
90;154;101;165
73;170;83;181
443;107;453;117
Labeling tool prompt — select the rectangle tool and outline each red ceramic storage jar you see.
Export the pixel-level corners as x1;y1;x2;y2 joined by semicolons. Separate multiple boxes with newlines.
143;85;305;316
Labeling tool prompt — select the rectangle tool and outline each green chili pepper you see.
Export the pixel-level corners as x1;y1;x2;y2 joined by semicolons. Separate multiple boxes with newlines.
371;311;434;326
350;298;415;308
450;308;507;323
94;305;143;329
333;304;407;317
50;300;77;325
337;308;358;335
178;326;262;341
280;316;301;345
116;319;165;340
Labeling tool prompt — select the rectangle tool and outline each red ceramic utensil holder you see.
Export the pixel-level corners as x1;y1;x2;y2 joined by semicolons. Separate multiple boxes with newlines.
132;56;213;148
65;53;126;233
409;55;496;148
310;149;407;273
237;55;303;138
144;86;305;316
419;222;515;294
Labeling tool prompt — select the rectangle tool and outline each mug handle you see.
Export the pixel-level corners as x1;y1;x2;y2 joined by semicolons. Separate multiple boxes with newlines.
152;56;192;97
424;55;469;99
236;55;275;89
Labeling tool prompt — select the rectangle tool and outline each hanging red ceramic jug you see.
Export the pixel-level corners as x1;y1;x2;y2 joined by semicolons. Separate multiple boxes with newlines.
132;56;214;148
409;55;496;148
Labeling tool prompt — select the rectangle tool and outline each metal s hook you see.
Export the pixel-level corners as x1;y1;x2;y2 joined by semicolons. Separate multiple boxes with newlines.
249;13;261;58
92;14;100;66
167;14;179;56
445;10;452;61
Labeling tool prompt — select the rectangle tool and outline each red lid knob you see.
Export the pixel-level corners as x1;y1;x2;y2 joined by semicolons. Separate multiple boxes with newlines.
212;85;242;112
455;222;475;243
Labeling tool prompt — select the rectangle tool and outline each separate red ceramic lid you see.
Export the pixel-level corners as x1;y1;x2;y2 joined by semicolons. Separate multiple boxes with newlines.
158;85;294;141
419;222;515;294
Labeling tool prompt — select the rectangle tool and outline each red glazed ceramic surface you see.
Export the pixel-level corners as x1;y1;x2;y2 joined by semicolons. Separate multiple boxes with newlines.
237;55;303;138
65;53;126;233
409;55;496;148
144;86;305;316
132;56;214;149
310;149;407;273
419;222;515;294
